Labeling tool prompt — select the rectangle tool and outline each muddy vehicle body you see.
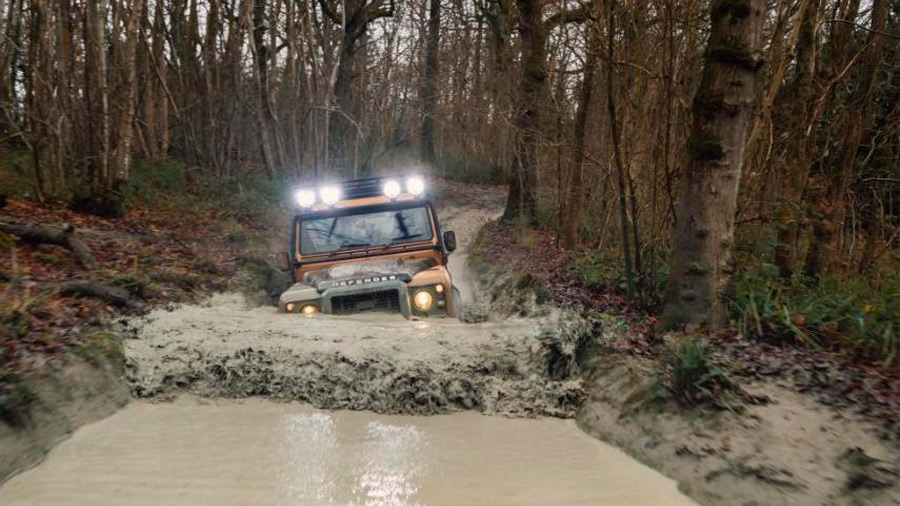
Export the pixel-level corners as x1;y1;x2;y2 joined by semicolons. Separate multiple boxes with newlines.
278;176;460;318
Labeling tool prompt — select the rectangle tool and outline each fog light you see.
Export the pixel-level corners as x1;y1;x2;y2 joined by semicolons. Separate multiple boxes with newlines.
413;290;434;312
435;284;444;293
406;176;425;196
320;185;341;205
285;302;295;313
300;304;319;316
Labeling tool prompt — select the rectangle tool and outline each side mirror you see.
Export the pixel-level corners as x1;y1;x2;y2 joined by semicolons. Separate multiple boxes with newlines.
443;231;457;253
275;252;291;271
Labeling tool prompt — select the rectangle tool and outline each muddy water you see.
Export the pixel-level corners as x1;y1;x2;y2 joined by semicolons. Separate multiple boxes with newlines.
0;398;695;506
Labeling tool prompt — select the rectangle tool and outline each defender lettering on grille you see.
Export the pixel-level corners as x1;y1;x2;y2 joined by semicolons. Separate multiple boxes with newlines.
322;275;402;290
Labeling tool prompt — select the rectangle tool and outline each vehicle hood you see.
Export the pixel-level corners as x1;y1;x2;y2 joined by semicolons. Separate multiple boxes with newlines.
302;257;437;292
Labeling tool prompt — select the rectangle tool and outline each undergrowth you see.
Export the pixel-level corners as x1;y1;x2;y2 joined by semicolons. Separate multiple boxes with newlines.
731;263;899;364
666;338;732;406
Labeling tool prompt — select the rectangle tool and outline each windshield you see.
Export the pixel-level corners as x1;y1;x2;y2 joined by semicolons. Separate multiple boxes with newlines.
299;206;434;255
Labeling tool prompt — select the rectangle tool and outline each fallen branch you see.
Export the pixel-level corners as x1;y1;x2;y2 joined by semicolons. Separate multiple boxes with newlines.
0;222;99;270
54;280;145;311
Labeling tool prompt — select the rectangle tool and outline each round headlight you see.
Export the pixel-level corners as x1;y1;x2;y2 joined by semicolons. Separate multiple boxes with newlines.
434;284;444;293
413;290;434;312
300;304;319;316
383;179;401;199
294;189;316;208
285;302;295;313
406;176;425;196
320;185;341;205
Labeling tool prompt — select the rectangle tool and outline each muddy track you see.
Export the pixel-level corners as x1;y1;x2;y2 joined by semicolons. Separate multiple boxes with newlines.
123;204;585;417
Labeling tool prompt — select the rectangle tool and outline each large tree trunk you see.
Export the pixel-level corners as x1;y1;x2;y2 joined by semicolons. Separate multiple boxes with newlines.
662;0;765;329
420;0;441;165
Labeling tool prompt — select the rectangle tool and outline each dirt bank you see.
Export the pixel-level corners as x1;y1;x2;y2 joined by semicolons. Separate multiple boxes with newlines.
577;353;899;506
0;351;129;482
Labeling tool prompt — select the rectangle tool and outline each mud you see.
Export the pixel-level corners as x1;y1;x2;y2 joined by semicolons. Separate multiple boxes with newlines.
0;351;129;482
122;203;585;417
0;397;697;506
577;353;900;506
123;294;583;417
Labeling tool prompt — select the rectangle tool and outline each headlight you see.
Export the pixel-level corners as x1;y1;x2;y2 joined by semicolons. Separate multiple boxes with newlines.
285;302;296;312
406;176;425;196
320;185;341;205
300;304;319;316
383;179;402;199
413;290;435;312
294;189;316;208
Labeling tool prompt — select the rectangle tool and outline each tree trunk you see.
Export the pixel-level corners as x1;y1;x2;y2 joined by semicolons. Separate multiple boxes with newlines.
249;0;278;177
662;0;765;329
771;0;821;279
607;0;635;298
113;0;144;186
502;0;544;222
560;40;596;250
803;0;887;281
420;0;441;165
85;0;110;193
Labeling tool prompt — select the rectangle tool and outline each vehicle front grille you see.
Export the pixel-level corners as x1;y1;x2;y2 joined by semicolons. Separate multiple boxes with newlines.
331;290;401;315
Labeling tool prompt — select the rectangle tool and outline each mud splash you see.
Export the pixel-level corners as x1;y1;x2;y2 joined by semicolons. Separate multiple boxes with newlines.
123;294;584;416
0;397;697;506
122;203;585;417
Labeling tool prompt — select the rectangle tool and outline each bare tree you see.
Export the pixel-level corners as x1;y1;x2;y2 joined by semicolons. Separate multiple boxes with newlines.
662;0;765;328
421;0;441;165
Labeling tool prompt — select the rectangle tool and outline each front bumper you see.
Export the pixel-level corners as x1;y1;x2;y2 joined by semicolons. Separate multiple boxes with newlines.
279;280;449;318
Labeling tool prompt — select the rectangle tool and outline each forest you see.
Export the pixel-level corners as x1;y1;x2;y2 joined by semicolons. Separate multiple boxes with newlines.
0;0;896;363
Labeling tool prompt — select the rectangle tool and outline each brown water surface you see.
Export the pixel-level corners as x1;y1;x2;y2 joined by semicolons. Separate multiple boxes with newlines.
0;398;695;505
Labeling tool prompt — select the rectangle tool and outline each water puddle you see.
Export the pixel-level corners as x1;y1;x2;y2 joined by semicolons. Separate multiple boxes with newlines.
0;398;695;505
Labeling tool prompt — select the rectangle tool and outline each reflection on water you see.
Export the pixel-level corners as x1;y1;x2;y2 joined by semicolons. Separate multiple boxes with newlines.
0;398;696;506
353;423;427;506
280;412;338;503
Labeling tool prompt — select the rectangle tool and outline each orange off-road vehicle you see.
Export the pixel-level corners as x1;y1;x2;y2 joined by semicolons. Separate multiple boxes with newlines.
278;176;460;318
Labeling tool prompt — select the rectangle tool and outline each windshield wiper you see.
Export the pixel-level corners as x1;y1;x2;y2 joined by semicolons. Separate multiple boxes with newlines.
338;242;370;249
322;242;370;257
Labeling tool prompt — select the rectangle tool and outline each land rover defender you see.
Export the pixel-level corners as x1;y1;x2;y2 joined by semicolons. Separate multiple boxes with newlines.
278;176;460;318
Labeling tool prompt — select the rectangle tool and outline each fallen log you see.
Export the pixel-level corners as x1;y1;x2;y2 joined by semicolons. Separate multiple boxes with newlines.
55;280;145;311
0;222;99;270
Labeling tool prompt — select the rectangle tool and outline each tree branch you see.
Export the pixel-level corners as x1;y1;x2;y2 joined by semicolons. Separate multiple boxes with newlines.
543;2;592;31
318;0;341;24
